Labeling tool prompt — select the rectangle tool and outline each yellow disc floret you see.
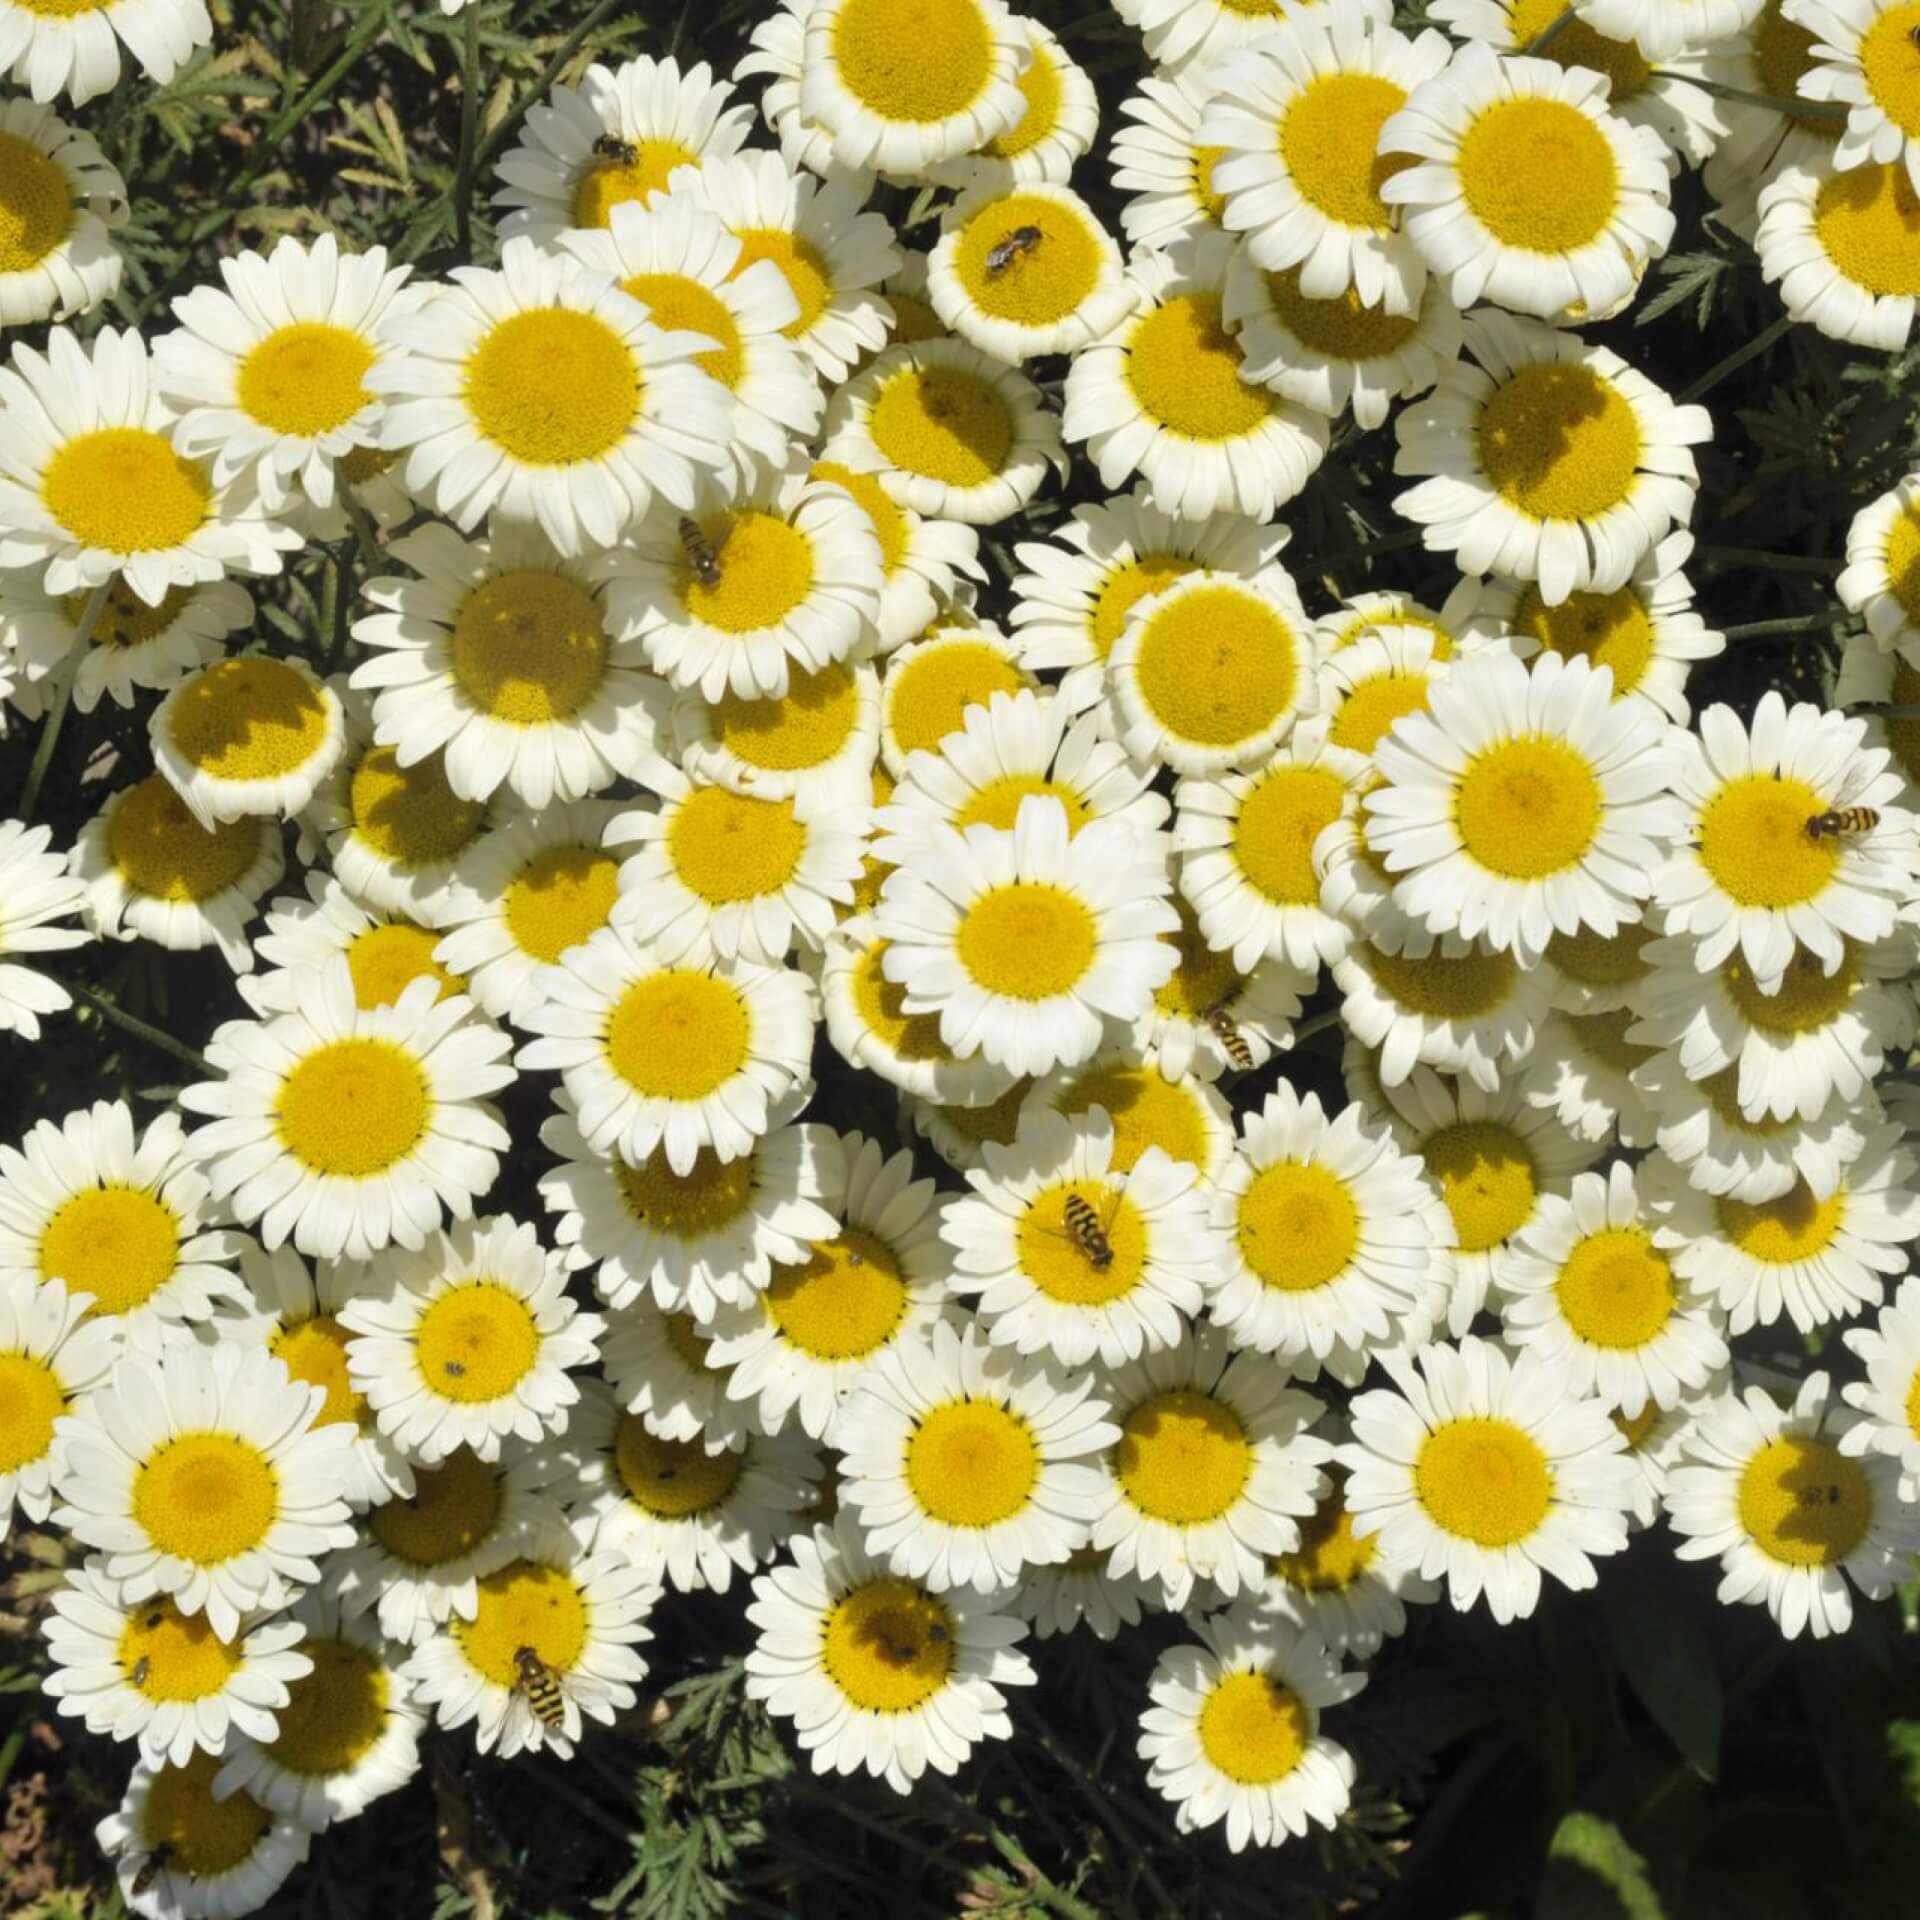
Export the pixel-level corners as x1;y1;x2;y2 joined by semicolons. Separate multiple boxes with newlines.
1282;73;1412;230
953;194;1101;325
1422;1119;1536;1252
765;1228;909;1358
349;745;488;868
906;1398;1038;1526
1125;294;1271;440
1554;1227;1674;1347
450;572;608;725
1116;1388;1251;1523
668;787;807;904
1234;763;1347;905
141;1752;268;1878
615;1415;744;1517
0;130;69;273
1415;1416;1552;1546
821;1576;954;1710
869;363;1013;486
684;509;816;633
266;1637;389;1777
464;310;638;464
1015;1183;1144;1304
1813;161;1920;296
830;0;995;124
504;844;620;962
42;427;211;554
455;1560;588;1684
1454;737;1603;879
1737;1434;1871;1566
1237;1161;1361;1293
415;1283;540;1402
133;1433;279;1567
1131;584;1299;747
957;882;1095;997
236;323;376;438
118;1599;242;1704
1456;98;1619;254
168;657;331;782
1198;1669;1311;1784
369;1446;500;1567
1476;364;1641;522
38;1185;178;1315
108;775;258;903
276;1038;430;1178
604;970;751;1098
0;1351;62;1473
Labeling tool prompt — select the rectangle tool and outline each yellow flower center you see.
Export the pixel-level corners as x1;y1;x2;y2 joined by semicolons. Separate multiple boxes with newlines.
346;921;463;1010
350;745;487;869
1456;97;1618;254
266;1638;389;1776
1125;293;1271;440
668;786;807;904
1362;942;1521;1020
1813;162;1920;296
1554;1226;1675;1348
167;656;331;781
271;1315;370;1431
830;0;996;123
729;228;833;341
956;881;1096;998
1754;0;1837;135
682;508;817;634
1194;145;1230;225
1696;774;1837;909
604;970;752;1099
1198;1670;1311;1785
133;1432;279;1568
1509;0;1650;93
1234;762;1347;905
615;1414;744;1518
889;640;1026;756
906;1398;1038;1527
1015;1183;1144;1304
1131;583;1300;747
615;1144;759;1239
1152;898;1241;1021
464;309;638;464
1512;583;1654;692
1476;363;1641;522
117;1599;242;1704
1416;1417;1553;1546
108;775;257;904
1723;942;1859;1036
0;130;70;274
236;322;375;438
1715;1180;1846;1262
1885;655;1920;780
1423;1119;1537;1253
869;363;1013;487
276;1038;430;1178
41;427;211;555
414;1283;540;1403
504;844;619;963
1859;1;1920;140
813;460;908;573
67;580;193;650
1090;552;1196;662
928;1079;1029;1148
1545;920;1654;989
986;40;1061;157
952;193;1101;325
574;140;698;227
141;1753;269;1879
1237;1160;1361;1293
1116;1388;1251;1523
1262;264;1420;359
821;1577;954;1711
1329;670;1433;755
1566;1006;1656;1074
954;774;1089;835
1281;72;1413;231
0;1351;62;1473
455;1560;588;1685
850;938;955;1062
449;571;608;726
620;272;743;393
1454;736;1603;879
765;1227;909;1359
1613;1402;1661;1449
714;661;861;775
1048;1061;1210;1172
369;1446;500;1567
1271;1475;1376;1591
39;1185;179;1315
1736;1435;1871;1566
885;288;945;344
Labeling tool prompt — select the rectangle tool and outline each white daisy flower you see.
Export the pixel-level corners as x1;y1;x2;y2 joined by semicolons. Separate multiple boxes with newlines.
53;1343;358;1640
1008;1529;1163;1640
1090;1322;1334;1609
940;1107;1219;1370
518;927;817;1174
0;97;124;324
1393;310;1712;606
1519;1006;1660;1148
745;1511;1035;1794
1140;1607;1362;1853
0;1270;116;1529
903;1077;1034;1174
1062;233;1328;523
1340;1336;1636;1624
404;1514;657;1759
1645;1127;1920;1333
0;0;210;107
874;796;1178;1078
73;772;281;974
1665;1371;1920;1638
1131;895;1308;1085
1612;1391;1705;1530
537;1096;840;1321
1703;1;1843;234
675;652;880;812
1209;1082;1454;1385
0;1100;244;1343
180;964;515;1263
1838;469;1920;661
923;15;1097;191
372;236;731;556
1026;1046;1238;1186
877;622;1035;774
1315;623;1454;776
733;0;837;176
1110;0;1307;73
0;326;298;607
1110;67;1232;252
1757;150;1920;346
599;1295;757;1453
238;872;467;1019
698;1130;953;1442
1583;0;1764;55
1789;0;1920;190
1840;1274;1920;1497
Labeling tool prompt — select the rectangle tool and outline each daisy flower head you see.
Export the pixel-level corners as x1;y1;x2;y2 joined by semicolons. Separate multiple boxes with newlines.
40;1564;310;1769
939;1105;1219;1370
607;766;866;967
1011;1531;1162;1640
927;182;1134;364
1497;1159;1729;1416
1091;1324;1333;1609
1107;566;1320;781
0;1100;244;1344
1223;232;1465;433
1194;0;1452;314
878;622;1034;775
1645;1125;1920;1333
1140;1606;1362;1853
1612;1391;1704;1529
1008;485;1289;721
516;923;817;1173
1208;1081;1456;1385
1838;470;1920;661
210;1581;424;1831
0;1272;117;1531
238;871;466;1020
1379;44;1677;324
341;1215;603;1467
1541;915;1660;1014
155;233;421;514
404;1515;657;1759
350;516;672;812
1789;0;1920;191
97;1751;309;1920
668;149;900;383
0;98;126;325
923;16;1098;192
1061;232;1328;523
697;1129;953;1441
1393;310;1712;605
824;334;1066;526
491;54;753;242
1757;148;1920;347
0;0;210;106
1174;718;1368;972
538;1096;840;1321
53;1341;358;1640
734;0;837;177
1582;0;1766;55
1109;68;1232;252
599;1293;757;1454
1132;893;1308;1083
181;962;515;1263
604;456;882;703
1665;1371;1920;1638
1340;1336;1635;1624
1364;648;1685;963
874;796;1178;1078
372;235;732;555
745;1510;1035;1794
1519;1004;1660;1147
1315;577;1491;661
798;0;1027;175
226;1238;413;1508
1028;1048;1238;1185
675;645;879;810
1841;1274;1920;1495
904;1076;1034;1173
73;771;283;974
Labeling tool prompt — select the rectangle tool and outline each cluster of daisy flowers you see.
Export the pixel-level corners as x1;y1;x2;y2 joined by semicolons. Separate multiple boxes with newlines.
7;0;1920;1902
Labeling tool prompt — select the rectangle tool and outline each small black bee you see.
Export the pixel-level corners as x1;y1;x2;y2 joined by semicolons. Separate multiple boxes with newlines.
678;514;722;589
985;225;1043;275
514;1645;566;1732
444;1360;466;1378
592;133;639;166
1061;1191;1113;1271
131;1843;175;1896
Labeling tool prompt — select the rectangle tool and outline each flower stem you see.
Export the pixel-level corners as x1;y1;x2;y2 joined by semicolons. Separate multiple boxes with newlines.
1660;72;1847;120
1524;5;1576;54
18;577;109;824
56;974;212;1077
1677;310;1795;404
1721;616;1837;640
455;4;481;262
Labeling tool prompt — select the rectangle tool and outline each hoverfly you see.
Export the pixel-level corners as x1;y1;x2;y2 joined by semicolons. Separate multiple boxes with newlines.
678;515;722;589
131;1843;175;1897
985;225;1043;275
1061;1190;1114;1272
1805;806;1880;841
513;1644;567;1732
1203;999;1254;1071
592;133;639;166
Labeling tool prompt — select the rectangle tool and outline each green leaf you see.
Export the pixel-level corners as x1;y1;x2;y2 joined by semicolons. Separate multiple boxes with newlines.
1600;1577;1722;1783
1538;1813;1665;1920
